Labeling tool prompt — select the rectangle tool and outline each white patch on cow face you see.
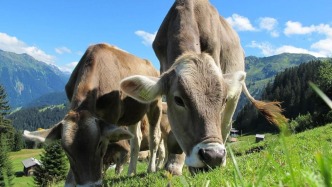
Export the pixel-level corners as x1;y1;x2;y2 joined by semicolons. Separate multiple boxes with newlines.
174;53;222;77
185;142;226;168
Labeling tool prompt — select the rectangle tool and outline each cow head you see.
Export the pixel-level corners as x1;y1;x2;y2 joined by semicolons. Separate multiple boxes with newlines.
120;52;245;171
23;110;133;186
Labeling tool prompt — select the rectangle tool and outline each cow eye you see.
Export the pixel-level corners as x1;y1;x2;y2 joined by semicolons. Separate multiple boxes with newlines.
174;96;185;107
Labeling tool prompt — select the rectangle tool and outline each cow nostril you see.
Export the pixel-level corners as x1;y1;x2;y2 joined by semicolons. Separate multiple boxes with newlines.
198;147;225;168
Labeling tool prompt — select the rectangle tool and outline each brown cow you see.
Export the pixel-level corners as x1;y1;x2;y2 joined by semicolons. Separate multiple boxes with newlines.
120;0;286;174
103;102;171;175
103;139;130;175
23;43;162;186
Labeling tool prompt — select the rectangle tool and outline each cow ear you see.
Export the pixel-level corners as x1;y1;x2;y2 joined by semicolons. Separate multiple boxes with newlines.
102;125;134;143
223;71;246;99
120;75;163;103
23;122;63;143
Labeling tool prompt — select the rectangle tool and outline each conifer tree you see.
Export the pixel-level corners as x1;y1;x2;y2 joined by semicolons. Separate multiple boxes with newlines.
12;131;23;152
34;141;68;187
0;85;15;151
0;135;14;187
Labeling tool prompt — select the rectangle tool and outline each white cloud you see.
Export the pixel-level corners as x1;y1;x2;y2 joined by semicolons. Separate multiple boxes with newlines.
270;30;280;37
247;41;274;56
284;21;316;36
59;61;78;73
135;30;156;46
259;17;278;31
259;17;279;37
275;45;324;57
248;41;325;57
226;14;256;31
283;21;332;56
55;46;72;54
0;32;55;64
311;38;332;57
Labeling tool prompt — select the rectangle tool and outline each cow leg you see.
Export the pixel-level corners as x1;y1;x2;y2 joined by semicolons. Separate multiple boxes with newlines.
64;169;76;187
220;92;241;166
164;131;185;175
115;150;129;175
115;162;124;175
164;153;185;176
221;93;241;144
156;139;166;170
127;122;142;176
146;99;162;173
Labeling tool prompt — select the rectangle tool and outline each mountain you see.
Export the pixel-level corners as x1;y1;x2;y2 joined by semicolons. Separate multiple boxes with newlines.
235;59;332;133
9;103;70;131
244;53;317;97
0;50;69;108
235;53;318;117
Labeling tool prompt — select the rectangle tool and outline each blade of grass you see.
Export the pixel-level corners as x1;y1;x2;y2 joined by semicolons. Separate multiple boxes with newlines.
227;145;245;186
255;152;271;186
309;81;332;109
315;152;332;187
279;133;297;187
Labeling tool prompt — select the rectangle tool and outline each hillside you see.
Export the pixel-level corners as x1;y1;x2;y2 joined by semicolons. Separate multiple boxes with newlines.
105;124;332;186
235;53;318;116
8;104;69;131
245;53;317;95
0;49;69;107
235;59;332;133
10;123;332;186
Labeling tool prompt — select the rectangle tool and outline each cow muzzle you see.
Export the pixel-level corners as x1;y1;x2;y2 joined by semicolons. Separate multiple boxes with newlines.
185;142;226;171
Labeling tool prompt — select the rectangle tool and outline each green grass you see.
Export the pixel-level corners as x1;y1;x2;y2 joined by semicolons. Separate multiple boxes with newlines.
105;124;332;186
9;124;332;186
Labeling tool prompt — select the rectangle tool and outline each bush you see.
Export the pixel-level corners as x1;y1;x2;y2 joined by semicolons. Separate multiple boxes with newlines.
294;113;314;132
34;141;68;187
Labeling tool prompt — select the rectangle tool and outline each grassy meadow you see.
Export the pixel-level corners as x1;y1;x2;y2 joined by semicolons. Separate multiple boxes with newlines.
9;124;332;186
9;149;42;187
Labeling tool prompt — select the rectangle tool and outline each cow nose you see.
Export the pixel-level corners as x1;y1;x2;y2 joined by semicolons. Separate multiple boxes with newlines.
198;146;225;167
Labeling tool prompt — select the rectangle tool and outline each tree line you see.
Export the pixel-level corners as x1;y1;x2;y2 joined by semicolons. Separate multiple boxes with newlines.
0;83;68;186
9;104;69;132
235;59;332;133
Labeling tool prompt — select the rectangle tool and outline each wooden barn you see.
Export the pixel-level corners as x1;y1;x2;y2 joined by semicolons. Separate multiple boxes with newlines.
255;134;265;143
22;157;41;176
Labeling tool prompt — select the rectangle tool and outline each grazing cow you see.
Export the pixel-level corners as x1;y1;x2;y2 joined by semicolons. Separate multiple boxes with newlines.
120;0;286;174
23;43;162;186
103;102;171;175
103;139;130;175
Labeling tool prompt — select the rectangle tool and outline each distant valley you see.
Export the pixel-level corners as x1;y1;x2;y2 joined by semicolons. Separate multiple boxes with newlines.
0;49;324;131
0;49;69;108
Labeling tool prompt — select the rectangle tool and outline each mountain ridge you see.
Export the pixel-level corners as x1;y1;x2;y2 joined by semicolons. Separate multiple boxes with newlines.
0;49;69;107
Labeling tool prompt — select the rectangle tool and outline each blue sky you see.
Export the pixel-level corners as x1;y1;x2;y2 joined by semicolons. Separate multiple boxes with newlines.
0;0;331;72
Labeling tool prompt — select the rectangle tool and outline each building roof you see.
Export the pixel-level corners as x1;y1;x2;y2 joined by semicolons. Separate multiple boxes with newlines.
22;157;41;168
230;128;239;133
255;134;265;139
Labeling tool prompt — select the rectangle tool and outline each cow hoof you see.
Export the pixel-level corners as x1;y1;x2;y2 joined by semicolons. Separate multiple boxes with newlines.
188;167;210;175
165;165;182;176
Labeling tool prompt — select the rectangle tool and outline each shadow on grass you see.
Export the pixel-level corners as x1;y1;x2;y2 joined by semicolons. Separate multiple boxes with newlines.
104;171;170;186
15;171;25;177
104;172;148;186
235;145;265;156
